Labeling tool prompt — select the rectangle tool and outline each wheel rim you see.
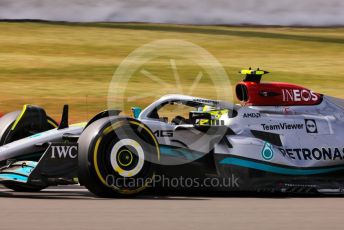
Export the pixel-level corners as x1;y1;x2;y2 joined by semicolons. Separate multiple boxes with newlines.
117;149;134;167
91;119;160;195
110;138;145;177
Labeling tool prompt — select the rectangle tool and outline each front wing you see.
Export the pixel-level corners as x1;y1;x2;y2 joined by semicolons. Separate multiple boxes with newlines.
0;143;78;186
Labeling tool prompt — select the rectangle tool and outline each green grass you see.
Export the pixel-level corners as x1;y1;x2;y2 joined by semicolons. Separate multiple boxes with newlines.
0;21;343;122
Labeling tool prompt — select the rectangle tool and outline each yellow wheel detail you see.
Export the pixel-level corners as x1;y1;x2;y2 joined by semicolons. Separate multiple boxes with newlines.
117;149;133;167
92;119;160;195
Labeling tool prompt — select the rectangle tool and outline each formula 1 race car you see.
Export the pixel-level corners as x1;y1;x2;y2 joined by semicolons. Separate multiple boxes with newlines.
1;69;344;197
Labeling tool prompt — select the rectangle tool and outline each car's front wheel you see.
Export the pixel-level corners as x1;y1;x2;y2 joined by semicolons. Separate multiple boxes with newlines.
78;117;160;198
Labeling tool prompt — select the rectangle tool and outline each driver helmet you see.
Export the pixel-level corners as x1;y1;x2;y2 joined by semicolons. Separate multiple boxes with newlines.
198;105;228;125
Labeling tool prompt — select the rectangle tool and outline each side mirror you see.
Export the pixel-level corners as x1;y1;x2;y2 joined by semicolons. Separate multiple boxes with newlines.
131;107;142;119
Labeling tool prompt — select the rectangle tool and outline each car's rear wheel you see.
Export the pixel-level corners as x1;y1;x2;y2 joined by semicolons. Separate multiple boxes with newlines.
78;117;160;198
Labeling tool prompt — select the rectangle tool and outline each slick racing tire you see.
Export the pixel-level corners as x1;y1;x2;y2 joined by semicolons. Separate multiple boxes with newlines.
78;117;160;198
0;111;58;145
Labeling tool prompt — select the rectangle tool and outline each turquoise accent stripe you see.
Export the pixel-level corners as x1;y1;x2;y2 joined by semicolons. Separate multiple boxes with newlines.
220;157;344;175
160;146;203;160
23;161;38;168
10;166;33;176
0;173;28;183
0;161;37;183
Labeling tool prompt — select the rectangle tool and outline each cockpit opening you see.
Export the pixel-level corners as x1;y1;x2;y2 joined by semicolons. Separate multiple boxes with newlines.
146;100;237;126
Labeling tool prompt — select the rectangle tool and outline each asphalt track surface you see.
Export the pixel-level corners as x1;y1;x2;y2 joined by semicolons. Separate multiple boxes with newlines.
0;186;344;230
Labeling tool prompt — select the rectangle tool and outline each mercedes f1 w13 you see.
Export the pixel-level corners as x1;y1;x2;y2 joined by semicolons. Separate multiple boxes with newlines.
1;69;344;197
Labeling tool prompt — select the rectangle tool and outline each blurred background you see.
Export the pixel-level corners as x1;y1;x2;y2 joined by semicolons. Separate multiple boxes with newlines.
1;0;344;26
0;0;343;122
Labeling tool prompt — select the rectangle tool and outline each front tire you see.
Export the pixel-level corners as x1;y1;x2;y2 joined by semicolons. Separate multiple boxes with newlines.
0;110;58;146
78;117;160;198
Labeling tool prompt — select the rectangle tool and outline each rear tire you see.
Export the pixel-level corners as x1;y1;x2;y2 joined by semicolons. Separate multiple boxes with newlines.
78;117;160;198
